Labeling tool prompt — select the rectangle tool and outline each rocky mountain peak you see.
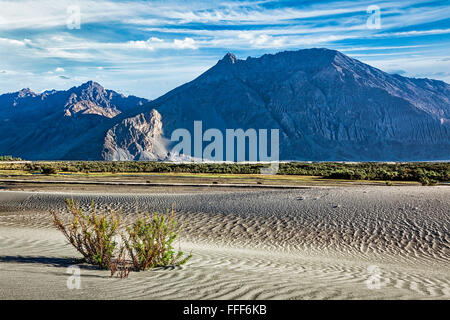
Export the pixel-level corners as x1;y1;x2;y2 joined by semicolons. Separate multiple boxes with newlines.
79;80;103;89
220;52;238;64
64;81;118;117
71;81;106;96
17;88;36;98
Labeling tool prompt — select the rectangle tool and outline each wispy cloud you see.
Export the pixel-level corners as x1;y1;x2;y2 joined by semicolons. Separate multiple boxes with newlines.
127;37;198;50
0;37;31;46
0;0;449;98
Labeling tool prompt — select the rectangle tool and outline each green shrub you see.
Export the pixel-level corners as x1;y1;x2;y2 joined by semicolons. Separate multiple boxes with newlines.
52;199;121;269
41;166;58;174
325;169;355;180
419;176;438;186
121;208;191;271
52;200;191;276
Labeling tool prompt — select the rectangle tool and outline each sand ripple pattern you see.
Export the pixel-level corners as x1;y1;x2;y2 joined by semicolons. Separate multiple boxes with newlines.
1;228;449;300
0;186;449;299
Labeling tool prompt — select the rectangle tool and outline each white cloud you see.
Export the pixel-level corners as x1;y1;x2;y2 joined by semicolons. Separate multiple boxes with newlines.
374;28;450;38
356;54;450;83
55;67;65;72
0;37;30;46
173;37;197;49
338;45;425;52
238;33;285;48
145;5;366;25
44;48;93;60
126;37;163;50
0;0;392;31
0;0;153;30
126;37;197;50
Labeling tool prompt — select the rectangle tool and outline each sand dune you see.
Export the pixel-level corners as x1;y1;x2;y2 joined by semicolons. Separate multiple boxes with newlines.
0;186;449;299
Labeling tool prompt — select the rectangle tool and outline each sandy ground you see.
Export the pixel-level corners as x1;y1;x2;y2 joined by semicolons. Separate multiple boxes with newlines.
0;186;449;299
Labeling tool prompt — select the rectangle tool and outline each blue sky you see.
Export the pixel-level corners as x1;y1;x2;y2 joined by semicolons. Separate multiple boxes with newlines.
0;0;449;99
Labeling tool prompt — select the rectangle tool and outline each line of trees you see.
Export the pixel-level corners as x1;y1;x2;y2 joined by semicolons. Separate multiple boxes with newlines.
0;161;448;184
0;155;22;161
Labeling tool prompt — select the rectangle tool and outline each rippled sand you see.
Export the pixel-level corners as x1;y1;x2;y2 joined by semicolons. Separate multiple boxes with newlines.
0;186;449;299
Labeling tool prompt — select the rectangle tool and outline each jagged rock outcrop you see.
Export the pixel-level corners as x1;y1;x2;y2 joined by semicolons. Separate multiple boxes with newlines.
102;110;168;160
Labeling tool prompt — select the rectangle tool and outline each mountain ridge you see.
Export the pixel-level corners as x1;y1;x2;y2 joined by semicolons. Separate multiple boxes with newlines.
138;48;450;161
1;48;449;161
0;81;149;160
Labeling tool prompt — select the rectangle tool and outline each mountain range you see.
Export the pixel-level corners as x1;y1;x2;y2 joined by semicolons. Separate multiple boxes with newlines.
0;81;148;160
1;48;449;161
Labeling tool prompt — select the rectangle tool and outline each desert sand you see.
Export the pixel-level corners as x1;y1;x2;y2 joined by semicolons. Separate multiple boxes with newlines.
0;185;449;299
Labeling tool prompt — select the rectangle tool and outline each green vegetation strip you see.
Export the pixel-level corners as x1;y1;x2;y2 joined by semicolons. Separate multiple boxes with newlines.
0;161;448;185
0;155;22;161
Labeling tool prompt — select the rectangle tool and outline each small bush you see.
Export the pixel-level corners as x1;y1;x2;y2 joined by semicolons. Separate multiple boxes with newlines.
41;166;58;174
52;200;191;277
419;176;438;186
52;199;121;269
121;208;191;271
